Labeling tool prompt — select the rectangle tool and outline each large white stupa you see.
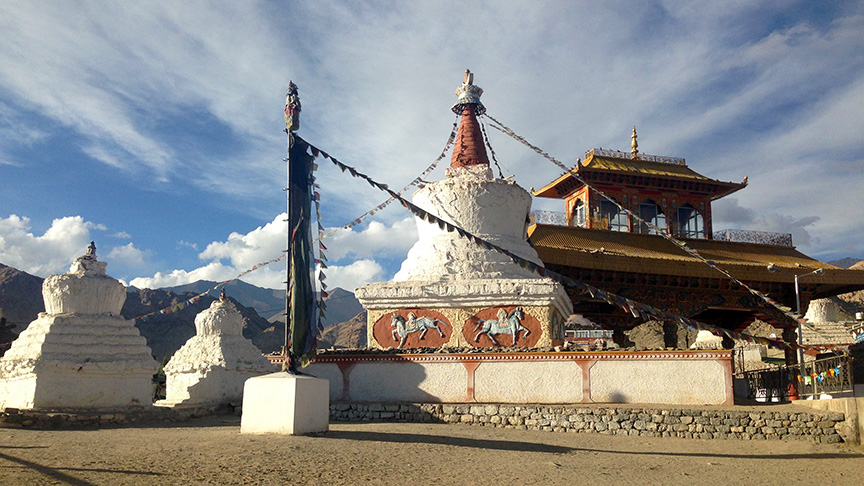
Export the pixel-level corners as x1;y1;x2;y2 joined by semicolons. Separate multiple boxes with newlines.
0;243;157;410
156;290;274;408
356;72;572;349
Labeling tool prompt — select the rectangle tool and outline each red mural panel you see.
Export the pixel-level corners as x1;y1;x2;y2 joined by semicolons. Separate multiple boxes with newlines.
464;306;542;348
373;309;452;349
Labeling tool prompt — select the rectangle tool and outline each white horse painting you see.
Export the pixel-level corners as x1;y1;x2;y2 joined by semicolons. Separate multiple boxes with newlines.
474;307;530;346
390;312;448;348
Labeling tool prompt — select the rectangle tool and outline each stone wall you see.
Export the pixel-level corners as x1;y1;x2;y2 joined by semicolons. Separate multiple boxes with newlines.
0;403;238;429
329;402;846;443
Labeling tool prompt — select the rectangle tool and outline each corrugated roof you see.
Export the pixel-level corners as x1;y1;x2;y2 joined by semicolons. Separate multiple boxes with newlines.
532;151;746;199
584;156;711;180
528;224;864;295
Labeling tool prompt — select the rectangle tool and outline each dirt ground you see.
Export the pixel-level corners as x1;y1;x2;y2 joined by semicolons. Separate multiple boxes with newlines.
1;416;863;485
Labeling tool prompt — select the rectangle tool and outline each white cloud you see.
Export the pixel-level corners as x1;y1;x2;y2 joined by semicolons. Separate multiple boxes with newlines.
1;1;862;284
324;259;385;292
106;242;149;270
112;231;132;239
177;240;198;251
0;215;105;276
129;262;238;290
325;217;418;261
130;213;416;290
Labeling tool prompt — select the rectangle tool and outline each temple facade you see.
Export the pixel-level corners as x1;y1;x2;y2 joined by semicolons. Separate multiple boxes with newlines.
529;134;864;362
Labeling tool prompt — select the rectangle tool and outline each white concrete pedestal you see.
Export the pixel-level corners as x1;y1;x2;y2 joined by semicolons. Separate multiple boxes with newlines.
240;372;329;435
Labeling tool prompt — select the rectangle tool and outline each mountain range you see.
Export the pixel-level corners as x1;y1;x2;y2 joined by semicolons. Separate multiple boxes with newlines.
2;258;863;358
0;263;363;359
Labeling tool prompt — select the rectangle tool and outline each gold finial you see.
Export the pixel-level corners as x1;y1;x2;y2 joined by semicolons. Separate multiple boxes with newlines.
464;69;474;85
630;126;639;160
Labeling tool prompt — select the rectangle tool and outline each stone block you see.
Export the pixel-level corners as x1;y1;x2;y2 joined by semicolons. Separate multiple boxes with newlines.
240;373;328;435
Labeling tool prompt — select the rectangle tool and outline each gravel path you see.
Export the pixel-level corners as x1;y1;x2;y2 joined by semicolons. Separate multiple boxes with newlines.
2;416;863;485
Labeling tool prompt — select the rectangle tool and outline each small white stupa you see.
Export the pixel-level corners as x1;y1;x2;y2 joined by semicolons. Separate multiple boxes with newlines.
156;289;274;408
0;242;157;410
356;71;573;349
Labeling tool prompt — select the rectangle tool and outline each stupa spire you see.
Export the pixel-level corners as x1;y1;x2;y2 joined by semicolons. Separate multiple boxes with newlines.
630;126;639;160
450;69;490;169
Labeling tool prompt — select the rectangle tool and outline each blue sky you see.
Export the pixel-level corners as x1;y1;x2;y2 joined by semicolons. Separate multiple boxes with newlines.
1;1;862;292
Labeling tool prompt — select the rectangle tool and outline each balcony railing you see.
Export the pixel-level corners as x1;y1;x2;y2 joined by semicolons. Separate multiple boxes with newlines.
529;210;568;226
531;211;794;246
713;228;793;247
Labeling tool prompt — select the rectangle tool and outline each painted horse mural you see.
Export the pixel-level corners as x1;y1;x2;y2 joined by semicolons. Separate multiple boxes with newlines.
474;307;530;346
391;312;448;348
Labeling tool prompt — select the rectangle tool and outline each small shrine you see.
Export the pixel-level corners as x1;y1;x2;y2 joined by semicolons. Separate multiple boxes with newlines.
0;243;157;410
156;289;274;408
355;71;573;349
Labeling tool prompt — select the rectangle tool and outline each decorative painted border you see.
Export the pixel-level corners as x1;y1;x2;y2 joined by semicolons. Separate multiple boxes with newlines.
313;350;732;364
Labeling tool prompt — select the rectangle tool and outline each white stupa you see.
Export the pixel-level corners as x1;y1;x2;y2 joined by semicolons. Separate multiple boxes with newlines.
0;242;157;410
156;289;274;408
356;71;573;349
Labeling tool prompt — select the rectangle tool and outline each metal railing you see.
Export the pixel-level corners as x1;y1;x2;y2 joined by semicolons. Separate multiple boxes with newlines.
735;354;854;402
530;210;568;226
713;228;793;247
796;354;854;399
737;366;790;402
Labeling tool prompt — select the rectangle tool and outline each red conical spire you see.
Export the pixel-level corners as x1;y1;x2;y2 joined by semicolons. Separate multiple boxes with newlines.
450;70;490;169
451;107;490;168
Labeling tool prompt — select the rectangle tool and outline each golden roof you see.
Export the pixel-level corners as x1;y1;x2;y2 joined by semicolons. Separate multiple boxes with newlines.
528;224;864;299
533;149;746;199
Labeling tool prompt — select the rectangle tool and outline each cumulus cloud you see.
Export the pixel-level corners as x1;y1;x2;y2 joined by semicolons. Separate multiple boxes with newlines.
106;242;149;270
325;217;418;261
0;215;106;276
130;213;417;290
129;262;238;290
1;1;862;285
324;259;385;292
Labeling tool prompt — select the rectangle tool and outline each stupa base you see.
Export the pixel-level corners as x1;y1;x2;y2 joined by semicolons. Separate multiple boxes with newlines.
357;278;571;350
0;369;154;411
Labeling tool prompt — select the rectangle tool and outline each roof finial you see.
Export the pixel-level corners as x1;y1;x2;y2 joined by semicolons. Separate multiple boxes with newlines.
452;69;485;115
84;241;97;260
284;81;301;132
630;126;639;160
449;70;490;169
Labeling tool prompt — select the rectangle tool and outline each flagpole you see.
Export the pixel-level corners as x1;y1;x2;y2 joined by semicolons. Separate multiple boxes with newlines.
284;81;301;373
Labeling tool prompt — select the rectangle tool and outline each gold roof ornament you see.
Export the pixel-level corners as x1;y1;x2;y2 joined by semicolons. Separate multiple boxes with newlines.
630;126;639;160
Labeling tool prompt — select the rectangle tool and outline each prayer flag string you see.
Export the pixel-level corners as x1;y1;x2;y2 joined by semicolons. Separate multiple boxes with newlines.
483;113;819;333
319;116;460;239
297;134;795;350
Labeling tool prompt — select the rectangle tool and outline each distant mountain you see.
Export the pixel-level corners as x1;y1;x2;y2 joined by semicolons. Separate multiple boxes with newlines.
0;263;44;334
262;286;361;328
318;311;367;349
122;288;274;362
828;257;863;269
166;280;285;319
0;263;363;360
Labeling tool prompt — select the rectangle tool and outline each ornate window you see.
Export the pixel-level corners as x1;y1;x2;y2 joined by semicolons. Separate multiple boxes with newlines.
675;203;704;238
572;199;586;228
636;199;666;235
598;198;628;232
